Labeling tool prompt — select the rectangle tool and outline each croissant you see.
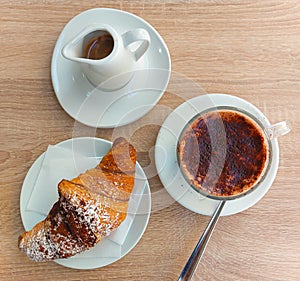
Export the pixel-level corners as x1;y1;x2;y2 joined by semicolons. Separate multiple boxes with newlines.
18;137;137;262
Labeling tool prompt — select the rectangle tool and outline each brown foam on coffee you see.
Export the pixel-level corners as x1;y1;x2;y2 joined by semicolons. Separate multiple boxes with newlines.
178;110;268;197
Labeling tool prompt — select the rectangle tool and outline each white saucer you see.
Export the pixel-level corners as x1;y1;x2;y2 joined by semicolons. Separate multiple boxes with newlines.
51;8;171;128
20;137;151;269
155;94;280;216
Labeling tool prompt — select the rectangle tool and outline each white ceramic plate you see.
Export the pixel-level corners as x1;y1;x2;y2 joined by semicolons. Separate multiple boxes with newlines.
51;8;171;128
20;137;151;269
155;94;279;216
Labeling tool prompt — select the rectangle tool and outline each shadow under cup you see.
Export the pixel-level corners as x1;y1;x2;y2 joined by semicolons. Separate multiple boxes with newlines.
177;106;274;201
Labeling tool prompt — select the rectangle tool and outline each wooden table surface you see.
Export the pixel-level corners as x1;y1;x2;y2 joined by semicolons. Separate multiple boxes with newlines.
1;1;299;280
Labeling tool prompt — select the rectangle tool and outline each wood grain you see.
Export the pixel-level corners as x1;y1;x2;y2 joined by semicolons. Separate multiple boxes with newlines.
0;1;299;280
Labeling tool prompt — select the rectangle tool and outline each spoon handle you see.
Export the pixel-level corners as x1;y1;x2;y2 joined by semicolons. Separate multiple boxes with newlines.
178;200;226;281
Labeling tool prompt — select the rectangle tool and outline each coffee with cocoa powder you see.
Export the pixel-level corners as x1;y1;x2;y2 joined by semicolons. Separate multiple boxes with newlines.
178;109;269;198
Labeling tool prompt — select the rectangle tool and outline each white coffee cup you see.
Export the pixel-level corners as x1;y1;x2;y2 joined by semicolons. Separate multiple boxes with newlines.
62;24;150;90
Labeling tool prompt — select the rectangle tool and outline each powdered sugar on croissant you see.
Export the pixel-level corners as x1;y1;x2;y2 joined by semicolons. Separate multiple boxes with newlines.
18;137;136;262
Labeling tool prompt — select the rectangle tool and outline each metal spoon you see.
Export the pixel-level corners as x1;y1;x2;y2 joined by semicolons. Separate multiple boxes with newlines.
178;200;226;281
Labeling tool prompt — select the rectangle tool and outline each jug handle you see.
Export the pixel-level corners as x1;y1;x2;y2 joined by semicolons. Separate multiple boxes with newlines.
122;28;151;61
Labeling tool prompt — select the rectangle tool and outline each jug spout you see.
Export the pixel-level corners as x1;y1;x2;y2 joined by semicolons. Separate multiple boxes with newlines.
62;40;83;63
61;27;91;63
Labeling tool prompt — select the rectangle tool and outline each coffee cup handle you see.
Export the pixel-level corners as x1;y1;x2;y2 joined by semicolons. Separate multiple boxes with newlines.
266;121;291;140
122;28;151;61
